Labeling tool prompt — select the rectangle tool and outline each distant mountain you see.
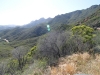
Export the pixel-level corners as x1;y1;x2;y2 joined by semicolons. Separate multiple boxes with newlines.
0;24;48;41
0;17;52;41
48;5;100;28
0;25;16;31
23;17;52;28
0;4;100;42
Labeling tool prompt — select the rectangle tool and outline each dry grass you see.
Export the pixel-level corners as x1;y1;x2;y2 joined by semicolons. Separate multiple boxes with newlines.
50;62;76;75
28;52;100;75
47;52;100;75
81;54;100;75
48;52;91;75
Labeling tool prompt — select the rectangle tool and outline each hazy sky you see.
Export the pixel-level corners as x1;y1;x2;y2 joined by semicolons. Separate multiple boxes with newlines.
0;0;100;25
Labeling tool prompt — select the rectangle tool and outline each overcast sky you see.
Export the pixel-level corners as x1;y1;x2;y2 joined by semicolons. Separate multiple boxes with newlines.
0;0;100;25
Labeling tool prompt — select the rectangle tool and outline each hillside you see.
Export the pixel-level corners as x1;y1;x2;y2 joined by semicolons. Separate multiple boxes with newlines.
0;24;47;40
80;9;100;27
0;5;100;48
0;17;53;42
0;5;100;43
48;5;100;28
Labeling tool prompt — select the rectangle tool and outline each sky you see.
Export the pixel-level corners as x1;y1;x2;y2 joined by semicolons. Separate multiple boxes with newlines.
0;0;100;26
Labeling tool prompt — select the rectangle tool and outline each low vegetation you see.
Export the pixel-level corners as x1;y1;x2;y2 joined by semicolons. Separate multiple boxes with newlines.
0;24;100;75
23;52;100;75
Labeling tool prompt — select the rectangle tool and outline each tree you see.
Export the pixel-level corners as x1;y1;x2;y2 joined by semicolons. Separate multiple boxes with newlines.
68;35;90;53
12;46;28;70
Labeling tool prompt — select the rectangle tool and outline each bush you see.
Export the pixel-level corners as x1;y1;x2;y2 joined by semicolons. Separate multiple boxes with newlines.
71;25;95;49
93;46;100;54
7;59;19;75
36;31;71;65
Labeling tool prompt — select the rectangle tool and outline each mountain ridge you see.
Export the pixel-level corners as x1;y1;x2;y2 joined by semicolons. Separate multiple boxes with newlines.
23;17;52;28
48;5;100;28
0;4;100;42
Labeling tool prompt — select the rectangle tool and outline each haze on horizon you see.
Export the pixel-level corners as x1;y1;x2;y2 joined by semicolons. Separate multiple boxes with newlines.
0;0;100;26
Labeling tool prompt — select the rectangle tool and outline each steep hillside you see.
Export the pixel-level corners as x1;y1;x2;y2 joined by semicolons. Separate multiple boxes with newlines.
79;9;100;27
48;5;100;28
